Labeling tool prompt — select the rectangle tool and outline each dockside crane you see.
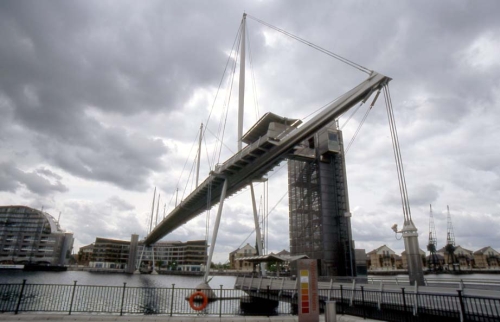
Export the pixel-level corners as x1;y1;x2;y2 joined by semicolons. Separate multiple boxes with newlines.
445;205;458;271
427;204;440;272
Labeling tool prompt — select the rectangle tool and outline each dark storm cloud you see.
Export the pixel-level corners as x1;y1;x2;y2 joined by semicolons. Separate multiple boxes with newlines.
0;0;244;190
1;0;500;256
0;162;68;195
0;1;235;116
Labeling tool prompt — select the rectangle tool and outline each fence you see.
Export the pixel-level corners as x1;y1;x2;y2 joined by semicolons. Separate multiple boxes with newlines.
1;280;500;321
0;280;290;316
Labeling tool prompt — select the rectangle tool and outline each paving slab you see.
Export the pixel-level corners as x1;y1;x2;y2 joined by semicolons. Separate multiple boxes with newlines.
0;314;380;322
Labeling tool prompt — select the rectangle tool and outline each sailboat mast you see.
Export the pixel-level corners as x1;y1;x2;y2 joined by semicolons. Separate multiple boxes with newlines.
149;187;156;234
196;123;203;187
155;194;160;226
237;13;246;151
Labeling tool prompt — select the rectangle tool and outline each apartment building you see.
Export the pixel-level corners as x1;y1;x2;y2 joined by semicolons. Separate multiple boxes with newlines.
229;243;257;271
77;243;94;266
137;240;207;271
0;205;73;266
473;246;500;269
84;237;207;271
367;245;397;270
89;237;130;269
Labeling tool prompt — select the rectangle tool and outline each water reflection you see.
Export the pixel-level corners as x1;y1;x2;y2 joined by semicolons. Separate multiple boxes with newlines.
0;270;236;288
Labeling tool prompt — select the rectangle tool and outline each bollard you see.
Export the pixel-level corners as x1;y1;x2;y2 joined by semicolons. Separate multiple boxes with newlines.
325;301;337;322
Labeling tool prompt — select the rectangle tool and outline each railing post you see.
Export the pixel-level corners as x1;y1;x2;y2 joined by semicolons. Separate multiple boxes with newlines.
267;285;270;300
279;277;285;297
457;290;466;322
169;284;175;317
219;285;223;317
14;279;27;315
361;286;366;320
68;281;77;315
120;282;126;316
413;283;418;316
349;280;356;306
377;282;383;310
340;285;344;315
328;279;333;300
401;288;408;322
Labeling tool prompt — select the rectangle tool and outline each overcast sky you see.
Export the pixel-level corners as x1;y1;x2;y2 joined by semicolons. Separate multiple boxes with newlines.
1;0;499;264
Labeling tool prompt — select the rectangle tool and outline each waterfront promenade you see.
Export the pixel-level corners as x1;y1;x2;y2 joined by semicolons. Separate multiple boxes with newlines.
0;313;376;322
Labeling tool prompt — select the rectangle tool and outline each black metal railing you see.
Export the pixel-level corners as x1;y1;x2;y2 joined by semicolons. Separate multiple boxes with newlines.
1;280;500;321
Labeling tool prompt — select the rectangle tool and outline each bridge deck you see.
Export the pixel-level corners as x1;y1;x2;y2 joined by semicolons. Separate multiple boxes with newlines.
145;72;391;245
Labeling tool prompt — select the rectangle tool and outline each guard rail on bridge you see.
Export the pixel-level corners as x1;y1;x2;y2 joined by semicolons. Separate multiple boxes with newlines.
235;275;500;321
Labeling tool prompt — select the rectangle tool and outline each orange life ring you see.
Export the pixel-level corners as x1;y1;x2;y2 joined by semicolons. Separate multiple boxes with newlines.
189;291;208;311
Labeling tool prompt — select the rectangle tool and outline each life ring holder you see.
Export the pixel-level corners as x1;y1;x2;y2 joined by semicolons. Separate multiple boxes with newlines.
189;291;208;311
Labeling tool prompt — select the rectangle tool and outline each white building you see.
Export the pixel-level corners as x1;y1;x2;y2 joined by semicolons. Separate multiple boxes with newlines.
0;205;73;266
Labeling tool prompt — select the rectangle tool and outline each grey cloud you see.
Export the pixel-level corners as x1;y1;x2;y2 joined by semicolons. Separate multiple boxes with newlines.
64;199;143;246
35;127;168;191
2;0;500;259
0;162;68;195
107;196;135;212
36;167;63;180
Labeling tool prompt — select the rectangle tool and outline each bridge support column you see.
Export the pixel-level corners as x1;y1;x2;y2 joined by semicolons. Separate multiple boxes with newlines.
402;220;425;286
151;246;158;275
134;244;145;274
203;177;228;283
250;182;266;276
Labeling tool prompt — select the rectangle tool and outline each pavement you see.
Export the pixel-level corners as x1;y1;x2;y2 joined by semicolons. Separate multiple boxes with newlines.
0;314;382;322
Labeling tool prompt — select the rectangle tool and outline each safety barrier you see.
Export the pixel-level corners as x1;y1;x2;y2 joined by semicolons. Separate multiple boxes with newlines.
1;279;499;321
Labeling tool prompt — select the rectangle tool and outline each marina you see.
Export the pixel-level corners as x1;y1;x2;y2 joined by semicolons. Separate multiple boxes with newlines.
1;3;500;321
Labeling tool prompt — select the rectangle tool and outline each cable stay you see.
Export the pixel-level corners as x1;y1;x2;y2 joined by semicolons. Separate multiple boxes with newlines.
383;84;412;222
246;14;372;75
246;21;261;121
146;13;409;284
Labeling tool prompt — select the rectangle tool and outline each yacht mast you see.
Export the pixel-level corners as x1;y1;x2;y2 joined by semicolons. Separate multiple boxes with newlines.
237;13;246;151
196;123;203;187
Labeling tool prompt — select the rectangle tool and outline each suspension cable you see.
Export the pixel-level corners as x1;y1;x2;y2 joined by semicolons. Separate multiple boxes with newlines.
383;84;412;222
246;22;260;121
231;185;289;253
246;14;372;75
213;25;241;166
345;105;371;154
340;101;365;130
202;22;242;170
181;153;198;201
